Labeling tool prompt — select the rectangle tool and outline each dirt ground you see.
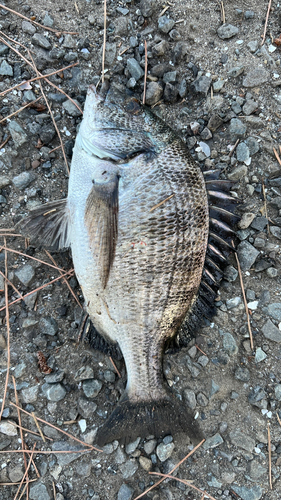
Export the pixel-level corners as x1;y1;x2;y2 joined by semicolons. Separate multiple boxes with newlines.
1;0;281;499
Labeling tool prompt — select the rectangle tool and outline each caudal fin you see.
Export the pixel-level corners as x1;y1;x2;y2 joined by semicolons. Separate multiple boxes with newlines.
95;394;203;446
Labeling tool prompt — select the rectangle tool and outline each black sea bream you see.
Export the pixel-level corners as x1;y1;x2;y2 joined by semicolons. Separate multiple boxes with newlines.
21;84;238;446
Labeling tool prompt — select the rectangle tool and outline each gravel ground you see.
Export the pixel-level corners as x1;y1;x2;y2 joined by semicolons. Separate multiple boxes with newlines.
1;0;281;499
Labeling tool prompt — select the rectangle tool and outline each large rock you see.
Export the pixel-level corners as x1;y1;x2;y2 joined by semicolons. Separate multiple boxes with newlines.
237;241;259;271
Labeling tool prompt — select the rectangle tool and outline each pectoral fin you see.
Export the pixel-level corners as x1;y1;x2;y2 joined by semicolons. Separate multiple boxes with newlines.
17;199;69;250
84;175;119;288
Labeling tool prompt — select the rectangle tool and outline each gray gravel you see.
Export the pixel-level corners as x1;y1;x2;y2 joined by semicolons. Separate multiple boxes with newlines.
1;1;281;500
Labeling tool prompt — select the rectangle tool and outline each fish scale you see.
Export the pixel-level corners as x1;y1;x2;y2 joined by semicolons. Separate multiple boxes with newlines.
19;84;238;446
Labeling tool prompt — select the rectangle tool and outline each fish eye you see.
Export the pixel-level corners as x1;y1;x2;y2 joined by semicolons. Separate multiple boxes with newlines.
125;98;142;115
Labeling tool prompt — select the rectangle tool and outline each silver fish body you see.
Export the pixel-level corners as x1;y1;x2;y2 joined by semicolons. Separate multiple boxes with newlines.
21;85;210;445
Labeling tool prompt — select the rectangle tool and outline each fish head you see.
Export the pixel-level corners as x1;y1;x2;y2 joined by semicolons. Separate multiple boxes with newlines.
77;84;174;161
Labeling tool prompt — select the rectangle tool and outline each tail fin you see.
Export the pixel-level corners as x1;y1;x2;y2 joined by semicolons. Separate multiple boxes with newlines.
95;394;203;446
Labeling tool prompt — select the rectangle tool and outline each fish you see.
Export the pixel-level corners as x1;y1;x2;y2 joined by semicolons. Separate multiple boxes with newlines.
19;83;239;446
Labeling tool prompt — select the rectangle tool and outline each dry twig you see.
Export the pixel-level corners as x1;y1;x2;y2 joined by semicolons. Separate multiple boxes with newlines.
261;0;272;46
133;439;205;500
234;245;254;350
0;270;74;313
229;139;240;158
102;0;107;83
159;5;170;17
268;423;272;489
109;356;121;378
9;402;100;451
262;179;270;235
2;246;66;272
32;412;46;443
220;1;225;24
0;3;78;34
0;35;82;114
28;51;70;175
0;97;42;124
13;443;36;500
0;241;10;421
7;420;52;441
149;473;218;500
143;40;148;105
150;194;175;212
45;250;82;308
0;62;79;97
0;135;11;149
12;377;29;492
273;147;281;166
0;270;23;300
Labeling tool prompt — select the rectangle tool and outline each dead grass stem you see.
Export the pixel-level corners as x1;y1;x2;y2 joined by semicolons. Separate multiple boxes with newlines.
7;420;52;442
28;51;70;175
13;443;36;500
0;3;78;34
143;40;147;105
10;402;100;451
150;473;218;500
0;97;42;124
0;241;10;421
12;377;29;491
234;244;254;350
45;250;82;308
102;0;107;83
268;423;272;489
0;62;79;97
0;270;74;313
261;0;272;46
133;439;205;500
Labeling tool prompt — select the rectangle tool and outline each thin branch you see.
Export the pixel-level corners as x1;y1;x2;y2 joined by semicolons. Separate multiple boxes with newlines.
0;270;24;300
9;402;100;451
0;3;78;34
109;356;121;378
7;420;52;441
2;246;66;272
0;270;74;313
0;480;37;486
261;0;272;46
0;240;10;421
0;135;11;149
234;244;254;350
45;250;82;308
12;377;28;490
143;40;147;105
0;97;42;124
13;443;36;500
149;473;218;500
32;412;46;443
229;139;240;158
221;1;226;24
28;51;70;175
0;62;79;97
102;0;107;83
262;179;270;236
0;448;90;455
268;423;272;490
150;194;175;212
273;147;281;167
133;439;205;500
0;35;82;114
159;6;170;17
